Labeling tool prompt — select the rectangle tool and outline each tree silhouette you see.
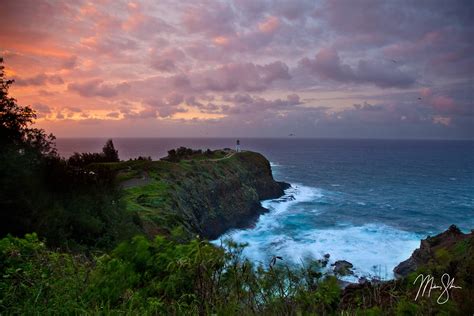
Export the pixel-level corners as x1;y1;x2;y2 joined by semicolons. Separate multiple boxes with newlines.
0;57;55;155
102;139;119;162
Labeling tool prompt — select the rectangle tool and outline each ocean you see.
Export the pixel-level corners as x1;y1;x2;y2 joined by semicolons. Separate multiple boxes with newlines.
56;138;474;280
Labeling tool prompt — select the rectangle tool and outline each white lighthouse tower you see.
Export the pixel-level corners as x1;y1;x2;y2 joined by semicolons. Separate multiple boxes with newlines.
235;139;241;152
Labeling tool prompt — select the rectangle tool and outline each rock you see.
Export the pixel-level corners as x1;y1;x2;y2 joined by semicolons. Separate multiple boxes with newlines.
318;254;331;267
332;260;354;276
394;224;469;278
178;151;290;239
358;277;368;285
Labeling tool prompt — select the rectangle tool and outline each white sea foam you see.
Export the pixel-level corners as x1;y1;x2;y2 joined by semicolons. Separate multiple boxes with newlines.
212;184;422;281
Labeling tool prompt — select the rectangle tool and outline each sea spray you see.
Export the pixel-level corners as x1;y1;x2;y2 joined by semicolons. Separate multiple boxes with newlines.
213;184;422;280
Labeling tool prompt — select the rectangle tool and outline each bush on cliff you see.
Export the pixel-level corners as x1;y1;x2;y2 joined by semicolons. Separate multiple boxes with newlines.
162;147;204;162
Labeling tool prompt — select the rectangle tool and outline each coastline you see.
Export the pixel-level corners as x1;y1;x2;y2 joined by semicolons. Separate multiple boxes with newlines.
214;180;453;283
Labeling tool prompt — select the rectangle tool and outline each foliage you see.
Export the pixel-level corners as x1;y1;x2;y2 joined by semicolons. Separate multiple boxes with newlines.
0;234;90;314
0;57;55;155
68;139;120;167
0;58;138;249
3;232;470;315
162;147;203;162
0;234;344;315
102;139;120;162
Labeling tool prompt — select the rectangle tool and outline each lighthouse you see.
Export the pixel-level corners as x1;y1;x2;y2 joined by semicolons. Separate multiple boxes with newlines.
235;139;241;152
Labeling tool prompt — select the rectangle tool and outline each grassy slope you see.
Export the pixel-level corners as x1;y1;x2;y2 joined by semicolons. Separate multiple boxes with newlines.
100;150;275;239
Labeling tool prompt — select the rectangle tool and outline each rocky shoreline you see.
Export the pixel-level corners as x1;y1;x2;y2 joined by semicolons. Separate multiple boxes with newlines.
394;224;473;278
334;225;473;286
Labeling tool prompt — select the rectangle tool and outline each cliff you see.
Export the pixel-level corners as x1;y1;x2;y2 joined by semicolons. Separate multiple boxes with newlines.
340;225;474;313
115;150;289;239
393;224;473;278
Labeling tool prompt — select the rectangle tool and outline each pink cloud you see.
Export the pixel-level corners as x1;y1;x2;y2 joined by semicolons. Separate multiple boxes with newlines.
182;2;235;36
16;73;64;86
419;89;457;114
420;87;432;98
193;61;291;92
259;16;280;33
2;0;472;138
431;96;455;112
149;47;186;72
299;48;416;88
68;79;130;98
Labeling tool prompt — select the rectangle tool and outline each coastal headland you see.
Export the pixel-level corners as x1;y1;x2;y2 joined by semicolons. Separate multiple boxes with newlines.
109;149;290;239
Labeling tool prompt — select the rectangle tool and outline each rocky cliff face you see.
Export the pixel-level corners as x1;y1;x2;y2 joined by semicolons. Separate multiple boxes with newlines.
340;225;474;312
119;150;289;240
171;152;289;239
394;225;473;278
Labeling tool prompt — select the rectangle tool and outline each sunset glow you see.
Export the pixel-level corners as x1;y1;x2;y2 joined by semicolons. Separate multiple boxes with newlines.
1;1;472;138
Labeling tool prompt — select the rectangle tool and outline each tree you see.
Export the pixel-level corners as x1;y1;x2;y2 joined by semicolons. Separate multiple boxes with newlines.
0;57;56;237
0;57;56;156
102;139;119;162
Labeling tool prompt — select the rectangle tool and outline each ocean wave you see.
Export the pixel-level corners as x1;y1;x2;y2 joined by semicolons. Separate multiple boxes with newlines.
213;183;422;281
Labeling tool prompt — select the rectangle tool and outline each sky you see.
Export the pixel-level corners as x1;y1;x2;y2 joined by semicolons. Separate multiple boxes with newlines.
1;0;473;138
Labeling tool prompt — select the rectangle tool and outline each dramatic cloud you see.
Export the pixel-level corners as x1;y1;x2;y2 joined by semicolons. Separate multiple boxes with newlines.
68;79;130;98
1;0;472;138
16;73;64;86
150;48;186;72
298;48;416;88
193;61;291;92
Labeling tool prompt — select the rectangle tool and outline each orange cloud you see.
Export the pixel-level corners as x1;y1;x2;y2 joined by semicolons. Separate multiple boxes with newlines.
213;36;231;46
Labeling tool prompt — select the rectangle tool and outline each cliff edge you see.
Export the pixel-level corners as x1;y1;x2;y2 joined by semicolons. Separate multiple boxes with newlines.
393;224;473;278
115;150;289;239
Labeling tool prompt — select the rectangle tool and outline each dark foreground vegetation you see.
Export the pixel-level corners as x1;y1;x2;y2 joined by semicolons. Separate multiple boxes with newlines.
1;57;473;314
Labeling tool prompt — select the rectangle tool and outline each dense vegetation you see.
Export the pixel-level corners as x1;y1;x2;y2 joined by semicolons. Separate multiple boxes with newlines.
0;58;139;249
0;233;343;315
1;57;473;315
161;147;229;162
1;230;472;315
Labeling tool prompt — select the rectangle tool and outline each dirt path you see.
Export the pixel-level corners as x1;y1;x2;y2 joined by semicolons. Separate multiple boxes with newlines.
208;151;237;161
121;171;152;189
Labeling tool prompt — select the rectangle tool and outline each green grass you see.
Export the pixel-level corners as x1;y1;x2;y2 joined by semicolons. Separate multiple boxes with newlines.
123;181;171;213
101;149;264;239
